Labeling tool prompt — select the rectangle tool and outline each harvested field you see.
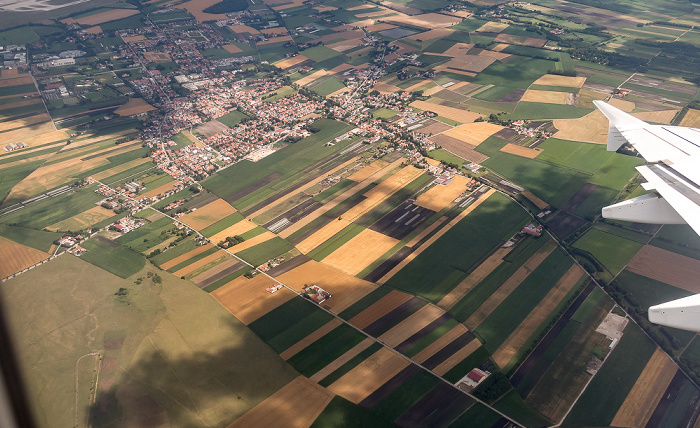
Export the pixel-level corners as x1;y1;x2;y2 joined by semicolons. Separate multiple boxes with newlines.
160;243;214;270
262;28;289;36
74;9;140;26
494;33;546;47
222;44;243;54
477;21;509;32
280;319;344;360
410;100;480;123
212;274;296;325
441;43;474;57
441;121;503;146
114;98;156;117
227;376;333;428
136;180;177;200
0;236;50;278
347;160;385;182
378;305;445;347
553;110;608;144
521;89;570;104
417;120;452;135
386;13;461;29
522;190;549;210
412;323;469;363
123;35;146;43
415;175;469;212
0;113;51;133
373;82;401;95
438;247;512;310
176;0;229;21
479;50;510;60
0;125;63;147
680;108;700;127
173;250;227;277
275;55;310;70
309;338;374;382
190;258;241;286
277;260;376;313
47;206;114;232
425;134;490;161
492;264;584;368
365;23;398;31
407;28;454;41
464;239;558;330
437;56;496;73
296;165;424;253
379;189;497;284
322;229;399;276
349;290;414;329
296;70;329;87
533;75;587;88
611;348;678;428
608;98;635;112
0;98;41;111
433;338;481;376
327;347;410;403
143;52;171;63
258;36;292;45
626;245;700;293
0;76;33;87
179;198;237;230
279;159;405;239
347;4;375;10
500;143;540;158
633;109;679;124
492;43;509;51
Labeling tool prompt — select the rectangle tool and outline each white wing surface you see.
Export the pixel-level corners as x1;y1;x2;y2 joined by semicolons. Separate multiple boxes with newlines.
595;100;700;333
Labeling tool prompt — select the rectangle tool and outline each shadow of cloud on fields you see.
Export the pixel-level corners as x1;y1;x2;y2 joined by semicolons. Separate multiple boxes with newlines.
88;316;299;428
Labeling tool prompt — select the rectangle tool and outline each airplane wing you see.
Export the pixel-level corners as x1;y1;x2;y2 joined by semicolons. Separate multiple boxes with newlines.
594;100;700;236
595;100;700;332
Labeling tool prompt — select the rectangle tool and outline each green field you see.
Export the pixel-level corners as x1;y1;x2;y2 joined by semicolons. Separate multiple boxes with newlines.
371;369;441;422
0;255;297;427
0;223;62;252
301;45;343;61
80;236;145;278
287;323;367;376
311;396;394;427
386;193;529;302
235;236;294;266
200;212;245;237
216;110;249;127
573;228;643;275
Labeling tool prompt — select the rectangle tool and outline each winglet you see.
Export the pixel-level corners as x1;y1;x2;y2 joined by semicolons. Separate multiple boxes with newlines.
593;100;647;152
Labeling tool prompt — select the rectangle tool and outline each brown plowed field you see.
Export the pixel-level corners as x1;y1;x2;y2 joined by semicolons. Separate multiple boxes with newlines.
379;189;496;284
492;264;584;368
522;190;549;209
413;324;469;364
465;239;558;330
173;251;227;277
438;247;512;310
0;76;33;87
0;98;41;110
406;216;448;247
500;143;541;158
277;260;376;313
441;122;503;146
227;376;333;428
212;275;296;325
179;198;237;230
75;9;140;26
279;159;404;238
626;245;700;293
176;0;229;21
415;175;469;212
409;100;481;123
280;319;344;360
322;229;399;275
114;98;156;117
433;338;481;376
310;338;375;382
349;290;413;329
533;75;587;88
611;348;677;427
377;305;445;347
160;243;214;270
209;220;256;244
222;44;243;54
327;347;409;403
0;237;50;278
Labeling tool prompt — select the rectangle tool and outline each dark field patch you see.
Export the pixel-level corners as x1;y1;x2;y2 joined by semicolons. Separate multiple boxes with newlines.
195;120;229;138
359;365;421;409
394;382;473;427
646;371;700;428
429;134;489;163
223;172;282;204
417;119;453;135
93;235;120;248
546;211;587;240
493;127;518;141
561;183;598;214
187;192;220;210
363;246;414;283
192;261;245;288
264;198;322;231
433;89;467;103
369;201;435;240
266;254;312;276
421;331;476;370
511;281;595;394
394;313;452;354
363;297;427;337
496;88;526;103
